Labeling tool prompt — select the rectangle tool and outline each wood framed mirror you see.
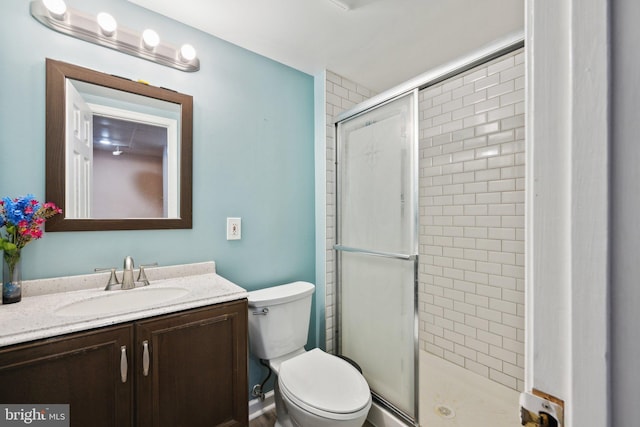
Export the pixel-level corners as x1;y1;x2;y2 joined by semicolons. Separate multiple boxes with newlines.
45;58;192;231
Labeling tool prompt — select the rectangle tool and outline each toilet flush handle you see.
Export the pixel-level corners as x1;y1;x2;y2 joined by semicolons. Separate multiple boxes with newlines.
252;307;269;315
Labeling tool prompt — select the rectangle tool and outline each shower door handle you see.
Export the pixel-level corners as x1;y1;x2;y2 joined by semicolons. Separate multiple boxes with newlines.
334;244;417;261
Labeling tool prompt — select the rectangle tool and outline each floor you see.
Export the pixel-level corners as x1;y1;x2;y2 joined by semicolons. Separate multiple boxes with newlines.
250;351;519;427
249;410;277;427
250;409;375;427
419;351;520;427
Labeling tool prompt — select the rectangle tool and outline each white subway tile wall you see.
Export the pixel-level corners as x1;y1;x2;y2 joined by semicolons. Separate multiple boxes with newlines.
419;48;525;391
325;49;525;392
324;71;376;353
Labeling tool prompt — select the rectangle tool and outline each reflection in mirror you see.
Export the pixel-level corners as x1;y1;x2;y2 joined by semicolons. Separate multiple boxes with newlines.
66;79;179;219
91;114;174;219
46;59;192;231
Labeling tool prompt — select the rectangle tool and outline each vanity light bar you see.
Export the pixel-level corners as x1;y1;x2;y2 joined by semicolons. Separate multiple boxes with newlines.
30;0;200;72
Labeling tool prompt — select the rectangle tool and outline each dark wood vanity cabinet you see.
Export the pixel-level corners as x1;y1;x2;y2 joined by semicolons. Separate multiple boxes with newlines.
0;299;248;427
135;300;248;427
0;325;133;427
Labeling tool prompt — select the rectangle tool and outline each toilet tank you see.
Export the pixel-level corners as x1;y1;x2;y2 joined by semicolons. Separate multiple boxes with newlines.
247;281;315;360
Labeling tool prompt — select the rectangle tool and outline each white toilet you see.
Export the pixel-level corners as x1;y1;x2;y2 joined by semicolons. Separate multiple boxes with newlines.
248;281;372;427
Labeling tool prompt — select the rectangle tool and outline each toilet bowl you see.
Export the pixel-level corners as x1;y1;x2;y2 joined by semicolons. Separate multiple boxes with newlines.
277;348;371;427
247;282;372;427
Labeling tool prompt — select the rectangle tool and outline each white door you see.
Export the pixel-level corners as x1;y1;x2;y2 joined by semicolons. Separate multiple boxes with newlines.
65;80;93;218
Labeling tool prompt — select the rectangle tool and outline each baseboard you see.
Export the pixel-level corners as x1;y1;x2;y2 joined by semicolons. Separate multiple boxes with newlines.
367;401;409;427
248;390;276;421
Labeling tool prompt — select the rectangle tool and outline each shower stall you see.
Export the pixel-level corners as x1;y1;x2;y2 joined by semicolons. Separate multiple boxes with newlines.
331;32;525;427
334;91;420;425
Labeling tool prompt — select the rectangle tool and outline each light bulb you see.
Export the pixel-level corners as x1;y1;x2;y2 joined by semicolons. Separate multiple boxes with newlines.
42;0;67;20
142;29;160;50
97;12;117;37
179;44;197;62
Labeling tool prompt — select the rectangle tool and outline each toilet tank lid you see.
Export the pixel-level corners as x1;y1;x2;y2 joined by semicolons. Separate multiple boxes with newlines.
248;281;314;307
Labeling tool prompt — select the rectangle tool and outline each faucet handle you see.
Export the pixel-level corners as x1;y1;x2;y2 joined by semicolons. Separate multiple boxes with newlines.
95;267;120;291
137;263;158;286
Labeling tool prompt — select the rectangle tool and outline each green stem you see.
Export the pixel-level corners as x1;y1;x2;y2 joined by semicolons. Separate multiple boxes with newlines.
3;250;20;282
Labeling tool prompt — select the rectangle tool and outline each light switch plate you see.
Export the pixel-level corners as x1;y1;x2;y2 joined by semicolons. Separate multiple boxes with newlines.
226;217;241;240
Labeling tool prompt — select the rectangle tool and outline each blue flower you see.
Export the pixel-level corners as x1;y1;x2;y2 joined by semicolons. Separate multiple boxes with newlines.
2;194;39;226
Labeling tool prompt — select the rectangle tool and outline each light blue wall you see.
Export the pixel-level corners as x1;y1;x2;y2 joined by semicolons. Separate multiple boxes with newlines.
0;0;316;399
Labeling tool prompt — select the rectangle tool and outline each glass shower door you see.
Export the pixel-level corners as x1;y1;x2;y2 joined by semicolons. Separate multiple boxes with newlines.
335;90;418;425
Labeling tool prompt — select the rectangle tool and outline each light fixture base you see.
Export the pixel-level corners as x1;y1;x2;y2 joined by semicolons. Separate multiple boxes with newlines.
30;0;200;72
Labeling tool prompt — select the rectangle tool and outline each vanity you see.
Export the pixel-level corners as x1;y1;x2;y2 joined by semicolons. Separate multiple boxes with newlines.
0;262;248;427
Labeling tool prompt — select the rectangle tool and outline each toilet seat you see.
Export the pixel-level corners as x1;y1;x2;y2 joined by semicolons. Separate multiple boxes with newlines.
278;349;371;418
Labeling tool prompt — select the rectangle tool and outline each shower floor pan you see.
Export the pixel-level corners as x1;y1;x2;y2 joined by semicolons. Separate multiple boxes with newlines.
419;351;520;427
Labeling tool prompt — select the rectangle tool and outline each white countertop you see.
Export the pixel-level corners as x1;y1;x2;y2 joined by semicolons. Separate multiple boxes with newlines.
0;261;248;348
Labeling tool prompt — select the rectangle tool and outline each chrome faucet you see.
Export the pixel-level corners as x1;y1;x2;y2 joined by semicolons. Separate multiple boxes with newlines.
96;257;158;290
121;256;136;290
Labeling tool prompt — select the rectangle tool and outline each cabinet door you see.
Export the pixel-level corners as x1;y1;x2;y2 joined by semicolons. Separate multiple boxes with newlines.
136;299;248;427
0;325;133;427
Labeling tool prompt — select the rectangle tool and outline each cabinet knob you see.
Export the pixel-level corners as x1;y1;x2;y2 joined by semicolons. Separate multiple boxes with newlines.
120;346;128;383
142;340;150;376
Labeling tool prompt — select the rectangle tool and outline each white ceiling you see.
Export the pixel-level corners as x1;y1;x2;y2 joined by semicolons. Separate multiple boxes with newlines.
127;0;523;93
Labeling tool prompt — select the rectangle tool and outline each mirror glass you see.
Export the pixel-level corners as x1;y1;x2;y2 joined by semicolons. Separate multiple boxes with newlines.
46;59;193;231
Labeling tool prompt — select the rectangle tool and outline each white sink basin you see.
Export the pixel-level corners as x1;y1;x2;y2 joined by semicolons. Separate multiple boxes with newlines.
55;287;190;316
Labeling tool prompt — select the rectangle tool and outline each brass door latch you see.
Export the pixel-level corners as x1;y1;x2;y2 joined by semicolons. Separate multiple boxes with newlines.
520;390;564;427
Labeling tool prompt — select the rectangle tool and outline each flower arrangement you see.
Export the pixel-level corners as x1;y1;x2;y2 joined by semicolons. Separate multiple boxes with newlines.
0;195;62;303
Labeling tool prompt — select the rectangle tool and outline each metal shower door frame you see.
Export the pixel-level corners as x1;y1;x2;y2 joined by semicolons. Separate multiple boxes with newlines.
334;89;420;427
